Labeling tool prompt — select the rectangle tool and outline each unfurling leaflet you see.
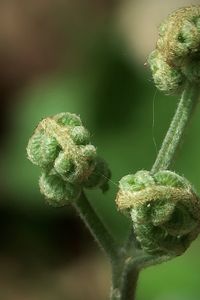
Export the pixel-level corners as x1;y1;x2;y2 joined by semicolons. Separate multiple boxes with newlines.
116;170;200;258
27;112;110;206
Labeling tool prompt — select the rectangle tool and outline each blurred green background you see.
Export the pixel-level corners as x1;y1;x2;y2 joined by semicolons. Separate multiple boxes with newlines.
1;1;200;299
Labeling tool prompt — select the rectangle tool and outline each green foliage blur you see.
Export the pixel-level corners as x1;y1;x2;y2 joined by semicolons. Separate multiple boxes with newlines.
1;1;200;299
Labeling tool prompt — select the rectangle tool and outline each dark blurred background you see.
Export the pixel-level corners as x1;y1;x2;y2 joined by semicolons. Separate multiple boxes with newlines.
1;1;200;299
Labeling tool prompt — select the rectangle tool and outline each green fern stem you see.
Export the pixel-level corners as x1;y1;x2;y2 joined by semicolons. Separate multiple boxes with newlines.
72;192;119;260
151;82;200;174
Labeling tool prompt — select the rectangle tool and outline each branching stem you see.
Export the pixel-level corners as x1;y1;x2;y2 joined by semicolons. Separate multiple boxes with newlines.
109;81;200;300
73;83;200;300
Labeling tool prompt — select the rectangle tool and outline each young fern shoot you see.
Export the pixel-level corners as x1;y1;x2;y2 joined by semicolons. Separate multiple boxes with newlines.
27;112;118;259
27;5;200;300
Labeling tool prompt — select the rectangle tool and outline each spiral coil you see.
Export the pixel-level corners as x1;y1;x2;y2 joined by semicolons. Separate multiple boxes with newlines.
27;112;110;206
148;6;200;93
116;170;200;256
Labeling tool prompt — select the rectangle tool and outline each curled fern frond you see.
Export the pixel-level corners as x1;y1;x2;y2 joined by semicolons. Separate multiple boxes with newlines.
148;6;200;93
27;112;110;206
116;170;200;257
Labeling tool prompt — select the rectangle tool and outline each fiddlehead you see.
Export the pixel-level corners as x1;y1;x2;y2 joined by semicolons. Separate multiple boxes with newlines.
116;170;200;258
27;112;110;206
148;6;200;93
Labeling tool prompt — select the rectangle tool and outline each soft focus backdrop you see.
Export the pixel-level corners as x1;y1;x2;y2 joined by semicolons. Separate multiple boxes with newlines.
1;1;200;299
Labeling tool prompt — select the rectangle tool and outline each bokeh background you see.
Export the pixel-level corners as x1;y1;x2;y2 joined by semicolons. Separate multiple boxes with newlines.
1;0;200;299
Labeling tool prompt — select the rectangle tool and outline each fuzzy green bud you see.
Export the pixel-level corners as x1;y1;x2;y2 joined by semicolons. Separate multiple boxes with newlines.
148;6;200;94
116;170;200;257
39;171;81;207
27;112;110;205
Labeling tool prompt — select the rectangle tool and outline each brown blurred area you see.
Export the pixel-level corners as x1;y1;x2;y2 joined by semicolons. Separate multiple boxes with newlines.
0;241;109;300
0;0;115;138
0;0;115;83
